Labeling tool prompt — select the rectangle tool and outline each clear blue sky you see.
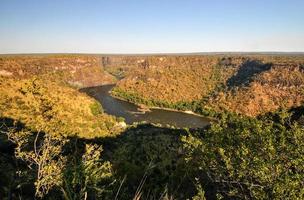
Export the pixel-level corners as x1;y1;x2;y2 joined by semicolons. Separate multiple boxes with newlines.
1;0;303;53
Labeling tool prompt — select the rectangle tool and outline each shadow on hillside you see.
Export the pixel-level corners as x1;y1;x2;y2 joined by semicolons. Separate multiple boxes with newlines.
226;60;272;89
57;124;213;199
53;124;213;199
0;117;216;199
258;104;304;126
97;124;215;200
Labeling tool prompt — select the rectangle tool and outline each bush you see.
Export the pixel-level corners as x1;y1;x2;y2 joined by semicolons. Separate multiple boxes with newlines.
105;125;195;199
182;111;304;199
90;102;103;116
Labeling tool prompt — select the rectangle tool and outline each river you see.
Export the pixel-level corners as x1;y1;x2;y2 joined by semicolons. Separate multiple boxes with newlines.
81;85;210;128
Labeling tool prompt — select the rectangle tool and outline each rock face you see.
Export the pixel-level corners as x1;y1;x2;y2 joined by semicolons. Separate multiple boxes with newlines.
0;70;13;77
102;55;229;69
0;55;115;87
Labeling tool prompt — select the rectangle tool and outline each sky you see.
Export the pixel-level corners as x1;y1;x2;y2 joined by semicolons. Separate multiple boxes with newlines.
0;0;304;54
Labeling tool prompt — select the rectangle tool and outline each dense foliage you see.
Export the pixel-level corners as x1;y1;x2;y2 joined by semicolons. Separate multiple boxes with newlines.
103;124;192;199
0;76;124;199
112;86;226;118
0;77;120;139
182;111;304;199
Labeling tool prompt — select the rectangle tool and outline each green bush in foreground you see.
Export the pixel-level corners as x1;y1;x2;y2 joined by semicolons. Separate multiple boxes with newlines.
1;108;303;199
106;125;192;199
182;111;304;199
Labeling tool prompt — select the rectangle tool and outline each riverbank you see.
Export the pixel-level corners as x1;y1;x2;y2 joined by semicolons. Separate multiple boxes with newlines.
109;90;209;119
81;84;210;128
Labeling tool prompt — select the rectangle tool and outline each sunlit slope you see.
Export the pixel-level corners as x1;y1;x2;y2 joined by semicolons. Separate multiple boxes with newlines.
0;77;120;138
0;55;115;87
110;55;304;116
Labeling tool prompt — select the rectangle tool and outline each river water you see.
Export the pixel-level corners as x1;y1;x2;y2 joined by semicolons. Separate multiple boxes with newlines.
81;85;210;128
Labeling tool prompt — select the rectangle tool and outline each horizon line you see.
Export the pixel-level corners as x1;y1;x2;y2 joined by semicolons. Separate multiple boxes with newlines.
1;51;304;56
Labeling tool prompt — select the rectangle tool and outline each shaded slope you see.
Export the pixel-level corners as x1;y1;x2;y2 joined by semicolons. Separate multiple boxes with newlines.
226;60;272;88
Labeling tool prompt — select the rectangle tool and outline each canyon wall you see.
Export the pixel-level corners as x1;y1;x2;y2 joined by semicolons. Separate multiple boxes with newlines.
104;55;304;116
1;54;303;116
0;55;115;87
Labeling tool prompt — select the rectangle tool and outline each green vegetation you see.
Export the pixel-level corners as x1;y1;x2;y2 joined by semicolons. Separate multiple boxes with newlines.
90;102;104;116
182;110;304;199
3;106;303;199
0;77;119;139
0;75;121;199
112;87;180;108
112;86;226;118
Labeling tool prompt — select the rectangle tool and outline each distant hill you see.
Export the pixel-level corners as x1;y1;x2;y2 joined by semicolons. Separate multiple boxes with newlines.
0;55;115;87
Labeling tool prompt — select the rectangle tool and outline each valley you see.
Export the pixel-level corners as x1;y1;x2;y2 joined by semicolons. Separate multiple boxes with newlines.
0;54;303;199
81;84;210;128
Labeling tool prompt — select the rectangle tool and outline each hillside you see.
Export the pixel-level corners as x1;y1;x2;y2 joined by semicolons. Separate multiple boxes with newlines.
0;55;115;87
107;55;304;116
208;60;304;116
0;75;125;199
0;76;121;139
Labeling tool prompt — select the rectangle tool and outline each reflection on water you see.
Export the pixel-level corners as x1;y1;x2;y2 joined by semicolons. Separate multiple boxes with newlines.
80;85;210;128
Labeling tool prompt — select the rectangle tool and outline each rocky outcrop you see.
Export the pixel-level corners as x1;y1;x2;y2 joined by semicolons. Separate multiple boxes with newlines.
0;70;13;77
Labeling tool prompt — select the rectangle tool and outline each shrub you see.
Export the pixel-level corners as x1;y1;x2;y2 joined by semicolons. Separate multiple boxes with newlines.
182;111;304;199
90;102;103;116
